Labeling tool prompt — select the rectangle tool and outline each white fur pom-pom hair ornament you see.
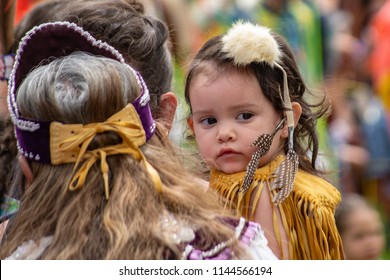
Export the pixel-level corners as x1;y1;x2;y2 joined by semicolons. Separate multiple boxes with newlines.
222;21;299;205
222;21;281;66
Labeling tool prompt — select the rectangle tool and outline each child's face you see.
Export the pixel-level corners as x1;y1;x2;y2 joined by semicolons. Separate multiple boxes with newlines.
188;68;286;174
341;207;386;260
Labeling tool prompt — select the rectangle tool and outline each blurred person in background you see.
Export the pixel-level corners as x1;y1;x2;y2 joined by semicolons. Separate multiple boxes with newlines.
335;193;387;259
320;1;390;248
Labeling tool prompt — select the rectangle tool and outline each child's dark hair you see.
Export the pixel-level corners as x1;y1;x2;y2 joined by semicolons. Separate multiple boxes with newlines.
184;31;331;177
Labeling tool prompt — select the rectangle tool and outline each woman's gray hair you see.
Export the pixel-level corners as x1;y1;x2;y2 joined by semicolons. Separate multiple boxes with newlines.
16;52;140;124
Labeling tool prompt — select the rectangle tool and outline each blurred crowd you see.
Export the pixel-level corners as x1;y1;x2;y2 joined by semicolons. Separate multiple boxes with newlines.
3;0;390;259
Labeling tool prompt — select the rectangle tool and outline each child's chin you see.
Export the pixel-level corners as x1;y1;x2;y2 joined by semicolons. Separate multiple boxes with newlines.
217;164;247;174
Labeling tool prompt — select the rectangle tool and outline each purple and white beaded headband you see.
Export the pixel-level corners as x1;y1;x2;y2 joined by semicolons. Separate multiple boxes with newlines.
7;21;156;163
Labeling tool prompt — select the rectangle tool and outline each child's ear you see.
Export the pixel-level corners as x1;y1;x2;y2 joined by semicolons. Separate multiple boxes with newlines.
187;117;194;132
281;102;302;138
18;155;34;188
292;102;302;127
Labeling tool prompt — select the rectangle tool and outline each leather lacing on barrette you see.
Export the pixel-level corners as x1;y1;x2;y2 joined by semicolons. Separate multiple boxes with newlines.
50;104;162;199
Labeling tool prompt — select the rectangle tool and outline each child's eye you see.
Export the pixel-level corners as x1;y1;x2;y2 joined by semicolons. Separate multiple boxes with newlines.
237;112;253;120
200;117;217;126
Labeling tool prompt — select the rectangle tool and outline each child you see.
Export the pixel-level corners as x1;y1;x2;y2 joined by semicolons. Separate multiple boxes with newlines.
335;193;387;260
185;21;343;259
0;21;277;260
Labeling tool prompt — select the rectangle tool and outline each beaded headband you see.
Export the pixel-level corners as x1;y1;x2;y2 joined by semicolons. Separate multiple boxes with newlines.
7;21;156;163
222;21;299;204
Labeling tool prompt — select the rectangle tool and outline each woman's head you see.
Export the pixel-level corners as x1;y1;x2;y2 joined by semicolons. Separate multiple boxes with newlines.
185;21;331;175
17;52;140;124
7;21;158;198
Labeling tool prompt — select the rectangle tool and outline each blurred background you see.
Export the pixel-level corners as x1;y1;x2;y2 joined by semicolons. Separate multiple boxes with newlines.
3;0;390;259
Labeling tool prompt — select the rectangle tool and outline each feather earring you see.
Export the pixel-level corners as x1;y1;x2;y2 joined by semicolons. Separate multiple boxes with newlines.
270;130;299;205
240;118;285;193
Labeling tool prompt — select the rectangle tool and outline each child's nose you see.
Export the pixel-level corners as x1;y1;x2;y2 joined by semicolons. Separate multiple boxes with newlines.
217;124;236;142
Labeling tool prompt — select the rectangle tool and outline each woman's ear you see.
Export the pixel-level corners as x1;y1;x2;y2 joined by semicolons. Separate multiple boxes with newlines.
18;155;34;188
292;102;302;127
159;92;177;132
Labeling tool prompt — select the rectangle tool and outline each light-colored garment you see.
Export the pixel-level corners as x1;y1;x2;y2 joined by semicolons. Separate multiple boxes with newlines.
239;220;278;260
184;217;278;260
6;236;53;260
6;217;277;260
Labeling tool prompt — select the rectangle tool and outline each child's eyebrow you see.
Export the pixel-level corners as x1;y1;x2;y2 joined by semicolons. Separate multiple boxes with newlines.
229;103;260;111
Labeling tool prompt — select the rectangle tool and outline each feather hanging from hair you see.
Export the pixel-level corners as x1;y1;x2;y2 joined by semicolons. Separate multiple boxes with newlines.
270;149;299;204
